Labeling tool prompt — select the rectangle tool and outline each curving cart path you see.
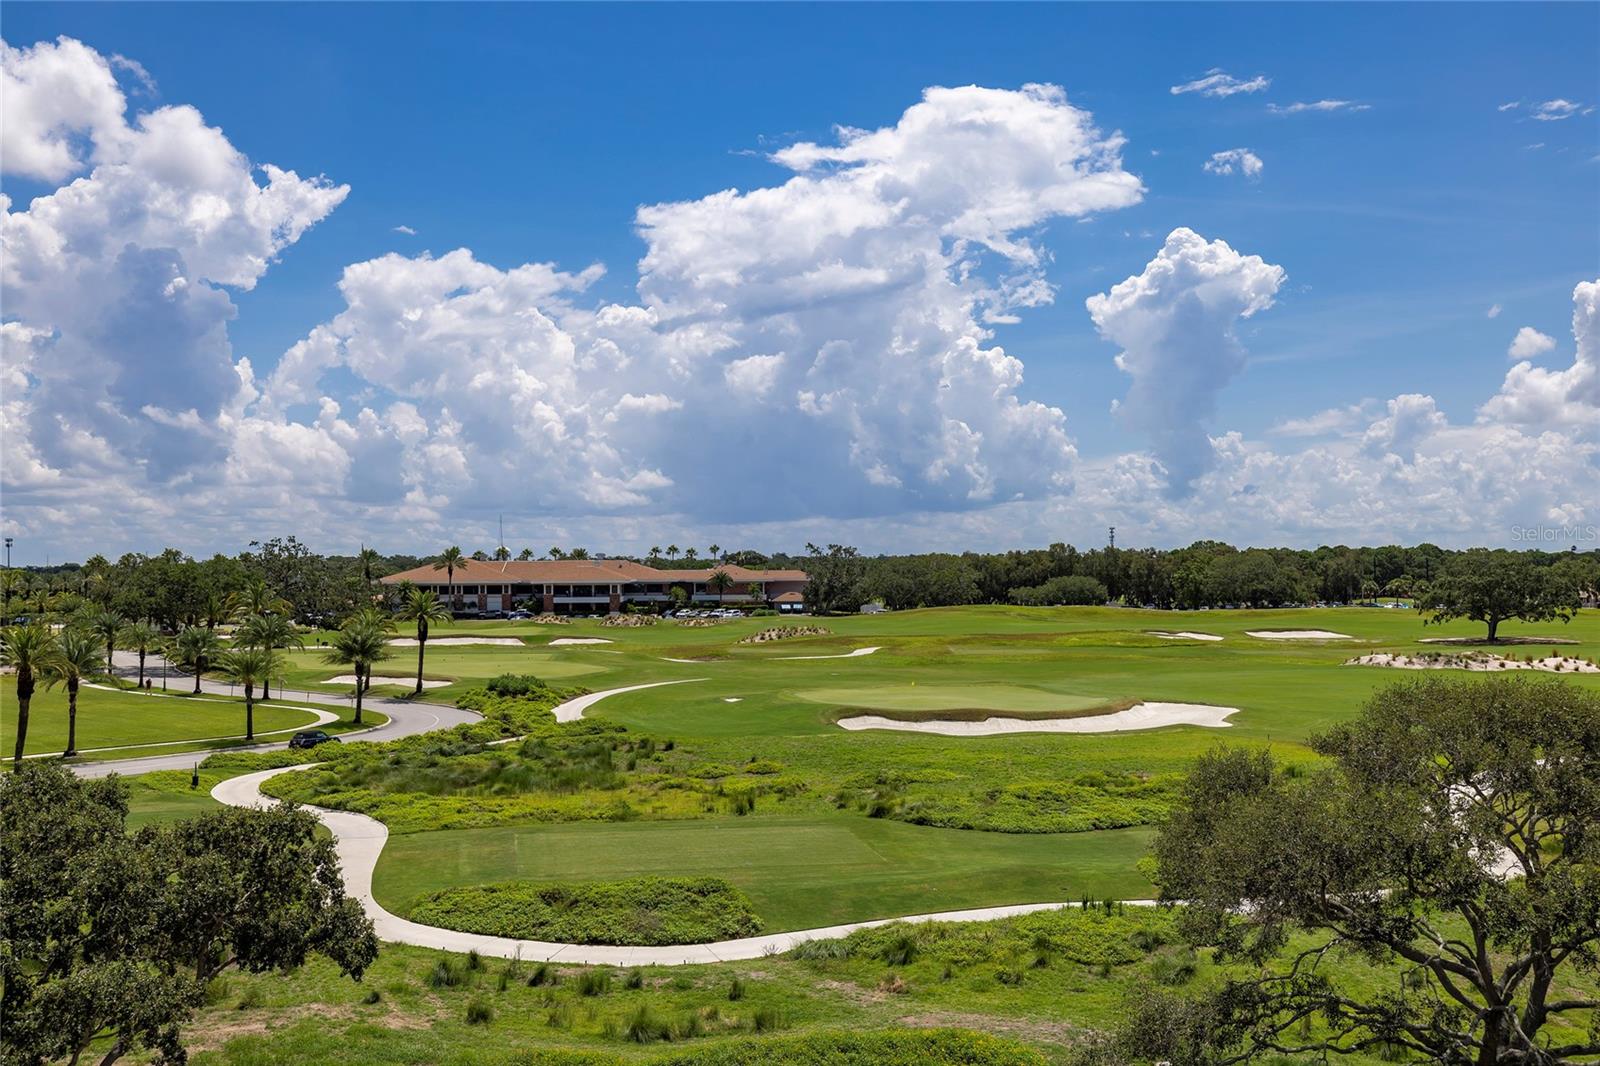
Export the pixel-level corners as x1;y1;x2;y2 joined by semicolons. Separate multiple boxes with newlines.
212;679;1147;964
70;650;482;780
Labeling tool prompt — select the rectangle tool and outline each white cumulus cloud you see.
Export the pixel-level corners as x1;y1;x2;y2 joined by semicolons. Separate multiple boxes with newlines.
1086;228;1286;495
1203;148;1264;178
1507;326;1556;361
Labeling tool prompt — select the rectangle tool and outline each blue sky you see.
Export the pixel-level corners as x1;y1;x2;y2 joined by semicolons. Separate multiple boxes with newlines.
2;4;1597;563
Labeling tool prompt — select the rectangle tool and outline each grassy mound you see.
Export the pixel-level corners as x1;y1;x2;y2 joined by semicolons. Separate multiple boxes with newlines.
408;875;763;945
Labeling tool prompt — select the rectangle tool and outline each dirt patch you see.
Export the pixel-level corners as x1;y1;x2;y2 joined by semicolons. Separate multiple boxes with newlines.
897;1010;1082;1046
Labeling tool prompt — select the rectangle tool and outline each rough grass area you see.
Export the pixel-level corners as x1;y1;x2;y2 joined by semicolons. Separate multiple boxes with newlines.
408;876;763;945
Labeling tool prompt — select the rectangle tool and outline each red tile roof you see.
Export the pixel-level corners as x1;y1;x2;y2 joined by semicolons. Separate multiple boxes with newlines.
380;559;807;586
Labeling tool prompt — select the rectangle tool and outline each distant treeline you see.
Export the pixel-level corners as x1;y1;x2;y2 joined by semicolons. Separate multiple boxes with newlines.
5;537;1597;626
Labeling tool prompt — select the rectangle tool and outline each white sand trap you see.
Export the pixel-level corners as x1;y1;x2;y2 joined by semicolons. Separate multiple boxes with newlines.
1246;630;1353;640
662;656;721;664
548;638;613;646
775;646;883;660
322;675;450;689
1349;653;1598;675
723;697;743;703
837;701;1239;736
388;637;526;647
1149;631;1223;642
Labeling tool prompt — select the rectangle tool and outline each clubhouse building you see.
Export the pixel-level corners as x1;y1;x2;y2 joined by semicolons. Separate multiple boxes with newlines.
380;558;809;615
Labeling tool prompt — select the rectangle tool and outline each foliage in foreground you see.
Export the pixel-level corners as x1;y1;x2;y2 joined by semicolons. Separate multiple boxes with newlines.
0;762;376;1066
410;876;763;946
1147;675;1600;1065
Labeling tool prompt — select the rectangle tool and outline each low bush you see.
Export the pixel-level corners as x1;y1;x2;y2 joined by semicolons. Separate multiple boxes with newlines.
576;970;612;997
410;876;762;946
464;996;494;1025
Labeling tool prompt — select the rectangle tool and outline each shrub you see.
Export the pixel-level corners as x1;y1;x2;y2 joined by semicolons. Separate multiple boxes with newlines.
877;931;919;966
751;1006;783;1033
486;673;556;698
410;876;762;946
465;997;494;1025
527;962;556;986
789;937;853;961
624;1003;669;1043
576;970;612;997
466;949;484;971
361;988;381;1005
623;968;644;990
426;959;463;988
727;976;745;1001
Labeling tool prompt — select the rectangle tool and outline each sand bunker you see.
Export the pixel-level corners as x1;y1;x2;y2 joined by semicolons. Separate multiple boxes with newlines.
388;637;526;647
1149;631;1223;642
1246;630;1353;640
548;637;613;646
776;646;883;660
723;697;743;703
1349;652;1598;675
321;675;450;689
837;701;1238;736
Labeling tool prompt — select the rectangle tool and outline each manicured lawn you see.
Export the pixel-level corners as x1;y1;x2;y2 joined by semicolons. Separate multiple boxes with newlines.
377;815;1154;932
1;678;322;758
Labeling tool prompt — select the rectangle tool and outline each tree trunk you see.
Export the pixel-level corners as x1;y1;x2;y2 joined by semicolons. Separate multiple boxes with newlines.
245;682;255;740
1487;616;1500;643
354;664;364;725
193;661;203;695
106;640;114;676
414;637;426;696
1476;1012;1504;1066
137;648;146;686
64;679;79;756
12;674;32;768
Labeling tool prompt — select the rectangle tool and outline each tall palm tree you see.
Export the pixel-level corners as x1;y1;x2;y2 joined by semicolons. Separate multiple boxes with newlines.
2;624;60;767
647;546;662;563
493;545;510;561
433;546;466;610
216;646;283;741
322;617;393;724
358;545;382;584
342;606;395;693
567;547;589;559
44;626;102;757
122;622;161;687
706;569;734;606
684;547;699;564
708;544;721;563
173;626;224;695
236;576;293;620
394;586;451;697
516;548;534;561
666;544;680;561
236;612;304;700
547;547;565;560
88;609;125;676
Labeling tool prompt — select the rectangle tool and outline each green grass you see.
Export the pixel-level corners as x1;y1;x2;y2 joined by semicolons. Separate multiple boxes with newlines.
377;815;1154;932
243;605;1600;928
0;677;325;758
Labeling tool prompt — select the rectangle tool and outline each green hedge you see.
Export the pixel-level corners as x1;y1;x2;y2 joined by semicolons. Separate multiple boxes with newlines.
408;876;762;945
516;1030;1047;1065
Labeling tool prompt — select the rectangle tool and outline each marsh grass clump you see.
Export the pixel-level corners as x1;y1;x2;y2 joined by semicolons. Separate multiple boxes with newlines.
426;958;464;988
726;976;745;1001
624;1002;669;1043
464;997;494;1025
789;937;853;961
623;969;644;990
877;931;919;966
577;969;613;997
527;962;556;987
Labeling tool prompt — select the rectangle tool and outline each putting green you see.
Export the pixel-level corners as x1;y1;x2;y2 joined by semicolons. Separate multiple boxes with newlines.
796;683;1114;714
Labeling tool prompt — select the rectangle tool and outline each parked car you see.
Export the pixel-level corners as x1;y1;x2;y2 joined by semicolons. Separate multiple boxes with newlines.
507;610;531;620
288;730;341;750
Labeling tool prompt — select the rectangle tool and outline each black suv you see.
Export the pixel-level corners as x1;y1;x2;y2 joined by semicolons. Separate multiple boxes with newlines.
288;730;341;750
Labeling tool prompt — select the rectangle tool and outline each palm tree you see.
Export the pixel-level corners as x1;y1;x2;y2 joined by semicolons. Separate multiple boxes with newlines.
122;622;161;687
548;547;565;560
394;586;451;697
648;546;662;563
706;568;734;605
43;626;102;757
493;545;510;561
516;548;534;561
173;626;224;695
341;606;395;693
2;624;60;767
216;646;282;740
684;547;699;564
666;544;680;561
358;545;382;584
433;546;466;610
567;547;589;559
322;617;393;725
708;544;721;563
236;576;292;620
202;589;240;629
236;612;304;700
88;609;125;676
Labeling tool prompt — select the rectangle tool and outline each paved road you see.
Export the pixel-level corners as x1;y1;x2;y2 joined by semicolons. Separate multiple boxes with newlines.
71;651;480;779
